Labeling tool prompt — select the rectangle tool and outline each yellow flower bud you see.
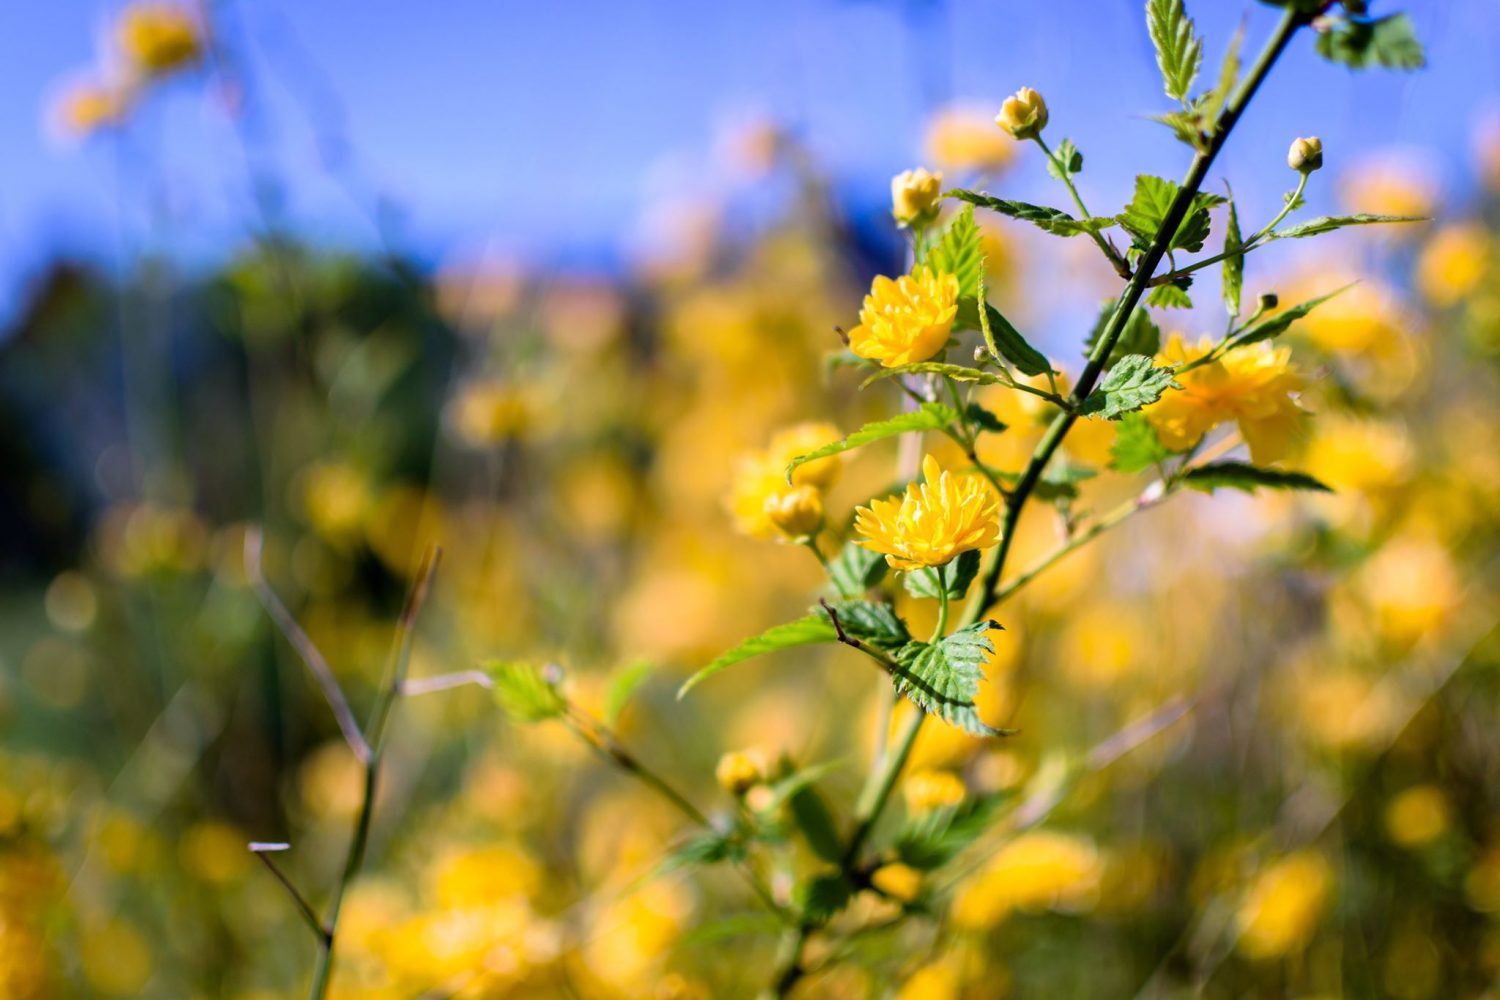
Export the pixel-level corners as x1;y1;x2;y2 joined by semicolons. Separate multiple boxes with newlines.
995;87;1048;140
715;750;763;796
1288;136;1323;174
891;167;944;227
872;862;924;904
764;485;824;539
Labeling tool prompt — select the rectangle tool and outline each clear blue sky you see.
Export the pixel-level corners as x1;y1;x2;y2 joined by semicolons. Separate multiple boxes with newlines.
0;0;1496;322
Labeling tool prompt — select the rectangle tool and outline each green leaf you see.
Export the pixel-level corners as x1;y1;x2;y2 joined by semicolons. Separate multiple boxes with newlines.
1150;109;1205;149
786;404;959;480
982;303;1053;377
895;793;1010;870
797;872;854;923
949;190;1114;238
1316;13;1426;71
1086;301;1160;366
1046;138;1083;179
861;363;1000;389
678;614;836;698
923;205;985;300
760;759;846;812
890;621;1011;737
1110;413;1173;473
488;661;565;723
659;831;742;876
1199;22;1244;127
1268;213;1424;240
827;540;888;600
604;659;654;726
1119;176;1223;253
1147;0;1204;102
903;549;981;602
1183;461;1332;494
1080;354;1179;420
964;402;1008;434
1222;185;1243;318
1146;281;1193;309
825;600;912;650
790;786;843;862
1227;284;1353;350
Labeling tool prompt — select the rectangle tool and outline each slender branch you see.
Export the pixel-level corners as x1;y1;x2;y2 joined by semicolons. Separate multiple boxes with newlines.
399;670;494;696
251;845;329;945
1144;170;1309;288
1034;134;1131;278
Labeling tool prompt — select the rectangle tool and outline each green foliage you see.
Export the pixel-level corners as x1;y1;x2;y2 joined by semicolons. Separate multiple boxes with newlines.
1119;176;1224;253
1183;461;1332;494
660;831;743;875
923;205;984;300
964;402;1008;434
826;600;912;650
890;621;1011;736
1110;413;1173;473
861;363;998;388
981;302;1053;377
1222;187;1244;317
488;661;565;723
827;540;887;600
1269;213;1425;240
1046;138;1084;180
903;549;981;601
604;659;654;726
678;614;837;697
1199;22;1244;127
797;872;854;923
1087;302;1161;366
759;760;846;813
1147;0;1204;102
1147;280;1194;309
949;190;1113;239
1227;284;1353;350
1316;13;1426;71
1080;354;1179;420
785;404;959;480
790;785;843;862
895;793;1010;870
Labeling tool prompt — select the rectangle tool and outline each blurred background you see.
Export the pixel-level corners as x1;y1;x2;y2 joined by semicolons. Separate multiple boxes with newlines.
3;1;1500;997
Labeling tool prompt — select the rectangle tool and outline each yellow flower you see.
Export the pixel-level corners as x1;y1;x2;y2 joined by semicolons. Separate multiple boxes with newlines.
117;2;203;78
847;267;959;368
924;103;1016;172
995;87;1048;140
855;454;1000;571
715;750;763;796
872;862;924;903
951;830;1102;928
449;379;530;445
891;167;944;226
903;768;966;814
56;80;130;137
1144;334;1307;464
1415;223;1490;307
768;421;843;490
1385;785;1451;849
1235;851;1332;959
727;422;842;539
764;484;823;538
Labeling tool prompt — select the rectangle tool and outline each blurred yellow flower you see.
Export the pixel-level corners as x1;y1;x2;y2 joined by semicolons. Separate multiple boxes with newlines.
1301;415;1412;496
1385;785;1451;849
728;421;841;539
872;862;924;903
903;768;966;814
80;919;152;995
1340;153;1438;224
925;103;1017;172
951;830;1102;928
55;80;129;137
848;267;959;368
891;167;944;226
897;959;962;1000
856;454;1000;570
1415;223;1490;307
300;460;372;542
768;421;843;490
763;484;823;538
1145;334;1307;464
179;821;250;885
1235;851;1332;960
449;379;530;446
117;2;203;78
715;749;764;795
1355;537;1459;646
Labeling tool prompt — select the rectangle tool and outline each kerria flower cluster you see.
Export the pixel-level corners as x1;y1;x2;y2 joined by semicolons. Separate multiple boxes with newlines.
728;422;843;540
1144;334;1308;464
855;454;1001;570
847;267;960;368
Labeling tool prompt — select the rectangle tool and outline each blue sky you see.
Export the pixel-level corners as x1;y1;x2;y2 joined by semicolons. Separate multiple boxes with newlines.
0;0;1497;323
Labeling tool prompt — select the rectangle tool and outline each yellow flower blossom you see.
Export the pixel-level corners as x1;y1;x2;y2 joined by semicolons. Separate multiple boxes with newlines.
727;422;842;539
56;80;129;137
903;768;966;814
117;2;204;78
1144;334;1307;464
1385;785;1451;849
848;268;959;368
1415;223;1490;307
872;862;924;903
924;103;1017;172
715;750;764;795
767;421;843;490
763;484;823;538
855;454;1000;570
951;830;1103;928
1235;851;1332;959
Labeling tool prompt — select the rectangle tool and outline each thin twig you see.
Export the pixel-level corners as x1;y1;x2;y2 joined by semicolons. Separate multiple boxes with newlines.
250;844;329;944
400;670;494;696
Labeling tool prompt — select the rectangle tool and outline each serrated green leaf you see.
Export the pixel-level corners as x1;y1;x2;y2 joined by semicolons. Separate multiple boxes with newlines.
1227;284;1353;350
678;615;837;698
895;792;1010;870
861;363;1000;390
949;190;1114;238
1147;281;1193;309
1047;138;1083;179
1080;354;1179;420
1110;413;1173;473
924;205;984;300
903;549;981;602
1316;13;1426;71
825;599;912;650
790;785;843;862
1087;301;1161;367
827;540;888;600
1183;461;1332;494
890;621;1011;736
786;404;958;480
1119;176;1223;253
1268;213;1424;240
604;659;654;726
1222;185;1243;318
964;402;1008;434
1151;108;1205;149
1200;22;1244;127
1147;0;1204;102
488;661;565;723
982;303;1052;377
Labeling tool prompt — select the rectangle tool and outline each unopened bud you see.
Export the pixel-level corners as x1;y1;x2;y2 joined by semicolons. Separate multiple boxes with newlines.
715;750;763;796
1258;292;1279;312
995;87;1048;141
891;167;944;227
764;485;824;538
1288;136;1323;174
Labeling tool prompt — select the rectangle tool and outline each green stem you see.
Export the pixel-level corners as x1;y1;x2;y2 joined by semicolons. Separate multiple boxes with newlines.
1145;170;1309;289
931;567;950;642
1033;134;1129;277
